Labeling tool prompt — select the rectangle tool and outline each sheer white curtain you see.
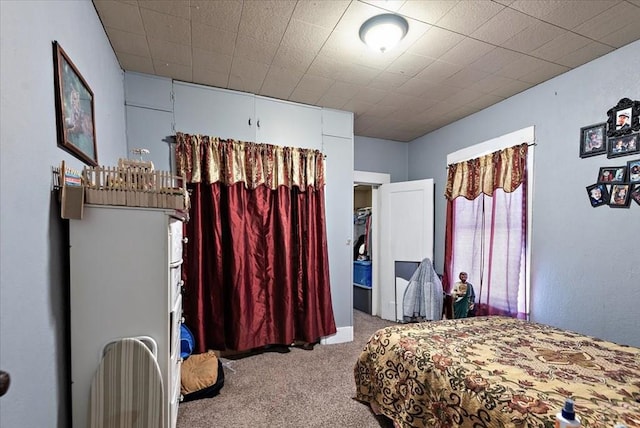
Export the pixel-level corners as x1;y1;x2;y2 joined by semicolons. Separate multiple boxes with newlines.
449;187;527;318
444;143;529;319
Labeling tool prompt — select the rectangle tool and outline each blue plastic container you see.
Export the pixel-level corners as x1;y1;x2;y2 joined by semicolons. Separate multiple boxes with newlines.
353;260;372;287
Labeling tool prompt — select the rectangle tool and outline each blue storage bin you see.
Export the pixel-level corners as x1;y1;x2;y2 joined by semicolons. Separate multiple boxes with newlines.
353;260;372;287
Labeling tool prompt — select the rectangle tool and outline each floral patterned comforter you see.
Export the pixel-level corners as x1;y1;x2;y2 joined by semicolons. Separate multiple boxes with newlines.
354;316;640;427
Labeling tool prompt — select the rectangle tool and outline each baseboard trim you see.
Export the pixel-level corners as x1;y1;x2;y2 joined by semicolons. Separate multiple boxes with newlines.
320;325;353;345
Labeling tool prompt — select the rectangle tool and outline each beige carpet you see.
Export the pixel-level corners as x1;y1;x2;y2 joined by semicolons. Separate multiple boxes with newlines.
177;310;397;428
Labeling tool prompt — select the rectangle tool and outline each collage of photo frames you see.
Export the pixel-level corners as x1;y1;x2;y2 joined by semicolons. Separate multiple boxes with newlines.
580;98;640;209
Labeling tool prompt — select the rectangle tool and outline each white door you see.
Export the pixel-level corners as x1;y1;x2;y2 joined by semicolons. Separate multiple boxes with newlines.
379;179;434;321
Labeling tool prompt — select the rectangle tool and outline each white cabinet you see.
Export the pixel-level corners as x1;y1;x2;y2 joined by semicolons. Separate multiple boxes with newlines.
69;205;185;428
173;81;323;149
255;96;322;149
173;81;256;141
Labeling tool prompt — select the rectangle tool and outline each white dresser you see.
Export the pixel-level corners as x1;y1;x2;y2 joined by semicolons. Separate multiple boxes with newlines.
69;205;185;428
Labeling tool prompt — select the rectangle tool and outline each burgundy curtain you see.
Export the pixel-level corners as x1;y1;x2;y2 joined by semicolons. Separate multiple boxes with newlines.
443;143;528;318
175;133;336;352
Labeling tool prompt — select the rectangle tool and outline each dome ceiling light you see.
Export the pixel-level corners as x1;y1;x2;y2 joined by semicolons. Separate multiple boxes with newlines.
359;13;409;53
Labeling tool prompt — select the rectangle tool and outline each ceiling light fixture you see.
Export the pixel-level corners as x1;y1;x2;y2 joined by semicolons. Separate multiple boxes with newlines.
359;13;409;53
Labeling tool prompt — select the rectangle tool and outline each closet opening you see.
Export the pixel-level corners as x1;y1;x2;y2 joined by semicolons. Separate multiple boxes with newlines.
353;184;373;314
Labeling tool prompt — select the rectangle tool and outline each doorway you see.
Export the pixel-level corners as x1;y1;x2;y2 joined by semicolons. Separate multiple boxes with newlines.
353;171;390;317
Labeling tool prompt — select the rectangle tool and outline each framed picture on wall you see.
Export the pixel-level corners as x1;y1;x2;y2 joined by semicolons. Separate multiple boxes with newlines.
607;133;639;158
586;183;610;207
630;184;640;206
597;166;626;184
606;98;640;138
579;123;606;158
627;159;640;182
609;184;631;208
53;41;98;166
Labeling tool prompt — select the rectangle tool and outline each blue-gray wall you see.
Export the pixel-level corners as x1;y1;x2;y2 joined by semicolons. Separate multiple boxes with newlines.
354;136;409;182
406;40;640;347
0;1;125;426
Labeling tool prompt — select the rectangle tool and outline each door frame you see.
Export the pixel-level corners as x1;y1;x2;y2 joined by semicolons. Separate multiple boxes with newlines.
353;171;390;317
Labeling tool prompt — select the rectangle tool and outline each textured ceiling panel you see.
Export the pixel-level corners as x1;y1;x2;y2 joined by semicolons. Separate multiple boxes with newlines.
93;0;640;142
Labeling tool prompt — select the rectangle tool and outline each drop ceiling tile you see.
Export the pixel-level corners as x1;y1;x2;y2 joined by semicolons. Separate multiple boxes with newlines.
325;81;363;100
395;77;438;97
341;99;375;116
260;65;304;100
192;68;230;89
271;45;317;73
436;0;506;34
228;57;269;94
408;27;465;59
191;22;236;56
496;55;549;80
138;0;190;18
238;0;296;44
192;48;233;75
469;48;527;74
152;60;192;82
316;92;350;110
531;32;592;64
353;86;390;104
307;54;343;80
382;92;425;110
418;82;463;102
148;37;191;66
361;0;405;12
292;0;350;28
332;1;380;34
541;1;614;30
414;60;464;83
335;63;381;85
190;0;242;32
467;74;518;94
557;41;614;68
294;74;335;96
234;35;279;65
519;61;570;83
398;1;458;24
489;79;534;98
438;38;496;67
442;88;485;108
289;88;323;106
467;94;505;110
386;53;434;77
471;7;538;45
573;2;640;40
501;22;567;53
140;7;190;45
368;71;412;90
365;103;399;118
280;19;332;54
600;22;640;48
116;52;155;74
93;1;144;34
105;28;150;57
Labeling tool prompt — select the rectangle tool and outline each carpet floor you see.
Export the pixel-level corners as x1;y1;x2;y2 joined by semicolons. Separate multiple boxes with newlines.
176;310;397;428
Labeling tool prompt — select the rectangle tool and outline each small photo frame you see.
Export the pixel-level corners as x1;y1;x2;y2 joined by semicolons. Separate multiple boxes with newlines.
627;158;640;183
609;184;631;208
607;133;639;159
630;184;640;206
607;98;640;138
579;123;606;158
597;166;626;184
586;183;610;207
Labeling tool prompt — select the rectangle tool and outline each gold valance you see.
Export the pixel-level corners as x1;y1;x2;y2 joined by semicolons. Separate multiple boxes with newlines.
175;132;325;190
444;143;528;201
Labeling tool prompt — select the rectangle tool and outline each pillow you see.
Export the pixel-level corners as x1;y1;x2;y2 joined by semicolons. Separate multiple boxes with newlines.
180;351;224;400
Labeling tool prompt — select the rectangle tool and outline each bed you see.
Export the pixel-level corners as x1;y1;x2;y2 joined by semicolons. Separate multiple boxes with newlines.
354;316;640;427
